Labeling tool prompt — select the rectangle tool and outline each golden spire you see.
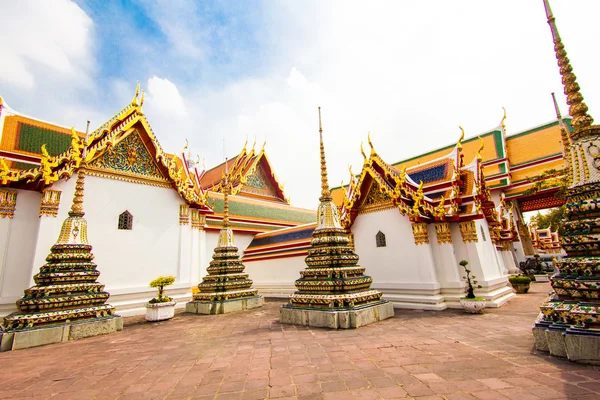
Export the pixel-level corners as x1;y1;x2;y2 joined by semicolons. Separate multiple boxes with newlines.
140;90;145;107
552;91;572;146
318;107;331;201
501;107;507;132
543;0;593;132
222;157;230;228
69;121;91;218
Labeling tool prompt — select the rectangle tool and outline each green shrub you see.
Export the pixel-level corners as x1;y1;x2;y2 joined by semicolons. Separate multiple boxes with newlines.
149;275;175;303
509;275;531;284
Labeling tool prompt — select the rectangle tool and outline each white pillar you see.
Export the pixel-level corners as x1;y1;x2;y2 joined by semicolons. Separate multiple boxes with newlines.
29;190;63;286
0;190;17;297
178;205;192;283
429;222;463;296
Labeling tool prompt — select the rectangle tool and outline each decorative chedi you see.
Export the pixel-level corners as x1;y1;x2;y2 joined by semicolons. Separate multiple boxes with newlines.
533;0;600;363
0;136;122;351
280;108;394;329
186;163;263;314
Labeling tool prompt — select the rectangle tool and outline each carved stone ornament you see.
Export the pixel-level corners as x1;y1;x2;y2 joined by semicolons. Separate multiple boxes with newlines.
459;221;478;243
179;204;190;225
40;190;62;217
0;190;17;219
411;222;429;245
434;222;452;244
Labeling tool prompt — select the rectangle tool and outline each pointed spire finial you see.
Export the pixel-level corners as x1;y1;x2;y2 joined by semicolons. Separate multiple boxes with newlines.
476;136;484;161
70;121;91;217
501;107;507;131
318;107;331;200
543;0;593;132
140;90;145;107
367;132;375;155
457;126;465;150
132;81;140;106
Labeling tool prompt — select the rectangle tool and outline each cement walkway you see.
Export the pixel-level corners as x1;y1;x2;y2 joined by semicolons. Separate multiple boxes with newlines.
1;283;599;400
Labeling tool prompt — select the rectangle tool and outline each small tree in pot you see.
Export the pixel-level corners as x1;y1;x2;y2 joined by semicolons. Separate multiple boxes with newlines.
146;275;177;321
508;274;532;294
459;260;485;313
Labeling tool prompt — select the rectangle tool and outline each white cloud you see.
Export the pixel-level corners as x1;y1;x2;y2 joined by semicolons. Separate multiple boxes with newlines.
146;76;188;117
0;0;94;90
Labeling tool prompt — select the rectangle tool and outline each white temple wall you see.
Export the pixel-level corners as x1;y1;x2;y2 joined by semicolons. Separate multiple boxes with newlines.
351;208;444;310
427;223;464;308
245;256;303;297
27;176;196;317
0;190;41;316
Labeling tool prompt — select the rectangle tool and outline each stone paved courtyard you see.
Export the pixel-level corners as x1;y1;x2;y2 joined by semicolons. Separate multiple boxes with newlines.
2;282;600;400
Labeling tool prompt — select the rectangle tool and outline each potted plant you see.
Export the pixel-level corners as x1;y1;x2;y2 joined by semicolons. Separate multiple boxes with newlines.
459;260;486;314
508;274;531;294
145;275;177;321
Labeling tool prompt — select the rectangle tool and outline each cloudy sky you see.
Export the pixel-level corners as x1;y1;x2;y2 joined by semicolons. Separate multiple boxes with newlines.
1;1;599;209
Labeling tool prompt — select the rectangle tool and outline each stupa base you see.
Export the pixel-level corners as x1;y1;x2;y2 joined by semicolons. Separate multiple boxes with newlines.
280;301;394;329
186;295;264;315
532;324;600;365
0;316;123;352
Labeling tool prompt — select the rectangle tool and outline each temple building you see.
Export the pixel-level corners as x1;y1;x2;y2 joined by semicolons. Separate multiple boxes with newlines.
529;226;564;256
0;88;314;319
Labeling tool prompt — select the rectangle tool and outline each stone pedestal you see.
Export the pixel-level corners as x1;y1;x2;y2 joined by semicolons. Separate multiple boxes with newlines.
280;301;394;329
186;295;264;315
564;327;600;365
0;316;123;351
545;324;569;358
532;320;550;352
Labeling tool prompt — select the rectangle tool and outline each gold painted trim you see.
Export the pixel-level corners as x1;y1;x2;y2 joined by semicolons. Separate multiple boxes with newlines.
0;190;17;219
40;189;61;218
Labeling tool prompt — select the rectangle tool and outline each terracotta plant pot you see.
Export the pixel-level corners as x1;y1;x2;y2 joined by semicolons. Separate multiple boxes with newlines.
511;282;530;294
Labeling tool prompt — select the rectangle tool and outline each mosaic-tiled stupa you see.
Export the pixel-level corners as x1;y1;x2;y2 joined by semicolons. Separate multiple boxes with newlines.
186;166;264;314
0;165;122;351
533;0;600;364
280;108;394;329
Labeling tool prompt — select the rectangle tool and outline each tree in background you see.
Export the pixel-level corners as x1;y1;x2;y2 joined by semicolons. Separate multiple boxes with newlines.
530;206;566;234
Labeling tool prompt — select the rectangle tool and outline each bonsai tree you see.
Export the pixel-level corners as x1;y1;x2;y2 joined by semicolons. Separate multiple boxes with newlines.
149;275;175;304
459;260;482;299
508;275;532;285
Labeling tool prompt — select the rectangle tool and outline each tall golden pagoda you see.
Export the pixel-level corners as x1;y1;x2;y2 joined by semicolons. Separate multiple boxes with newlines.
280;108;394;329
533;0;600;363
186;160;264;314
0;129;122;351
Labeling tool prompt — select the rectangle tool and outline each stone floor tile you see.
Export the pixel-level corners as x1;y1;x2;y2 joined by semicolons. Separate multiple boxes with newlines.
377;386;408;398
476;378;513;390
402;383;435;397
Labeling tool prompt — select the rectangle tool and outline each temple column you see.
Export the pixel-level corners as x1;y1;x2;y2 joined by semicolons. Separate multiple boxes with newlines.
29;189;62;286
429;222;463;306
452;219;514;307
178;205;192;283
198;214;208;279
511;200;532;263
0;190;17;298
190;209;201;284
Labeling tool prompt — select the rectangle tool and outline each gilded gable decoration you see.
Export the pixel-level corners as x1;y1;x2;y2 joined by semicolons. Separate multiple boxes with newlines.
459;221;478;243
412;222;429;245
0;190;17;219
89;132;165;181
359;181;394;214
179;204;190;225
40;190;61;217
434;222;452;244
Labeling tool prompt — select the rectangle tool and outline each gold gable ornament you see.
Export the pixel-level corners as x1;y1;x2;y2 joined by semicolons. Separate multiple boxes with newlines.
40;190;62;218
179;204;190;225
434;222;452;245
0;190;17;219
459;221;478;243
411;222;429;245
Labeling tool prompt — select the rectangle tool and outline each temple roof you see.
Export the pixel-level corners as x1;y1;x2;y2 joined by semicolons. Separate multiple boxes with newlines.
0;87;209;209
201;143;288;204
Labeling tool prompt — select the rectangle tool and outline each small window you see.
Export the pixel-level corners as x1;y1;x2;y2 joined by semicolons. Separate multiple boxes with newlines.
376;231;386;247
118;211;133;230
